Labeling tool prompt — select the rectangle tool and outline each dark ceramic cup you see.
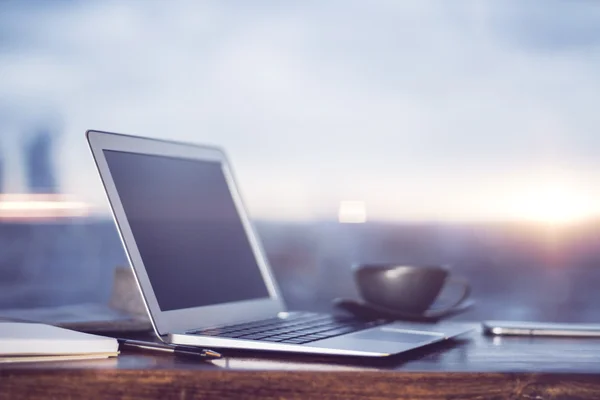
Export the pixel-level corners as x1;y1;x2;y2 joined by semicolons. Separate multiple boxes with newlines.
354;264;470;315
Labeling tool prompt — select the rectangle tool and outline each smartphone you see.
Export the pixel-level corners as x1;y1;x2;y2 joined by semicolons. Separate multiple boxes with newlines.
482;320;600;338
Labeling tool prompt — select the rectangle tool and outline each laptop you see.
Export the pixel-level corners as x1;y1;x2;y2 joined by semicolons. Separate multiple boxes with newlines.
86;130;471;357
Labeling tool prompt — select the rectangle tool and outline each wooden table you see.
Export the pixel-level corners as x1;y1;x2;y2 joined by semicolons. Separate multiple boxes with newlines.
3;324;600;399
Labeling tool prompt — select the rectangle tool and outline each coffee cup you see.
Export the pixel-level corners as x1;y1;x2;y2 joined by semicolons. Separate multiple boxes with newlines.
354;264;470;315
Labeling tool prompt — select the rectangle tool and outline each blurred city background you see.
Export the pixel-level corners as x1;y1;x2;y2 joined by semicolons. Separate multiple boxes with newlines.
1;0;600;322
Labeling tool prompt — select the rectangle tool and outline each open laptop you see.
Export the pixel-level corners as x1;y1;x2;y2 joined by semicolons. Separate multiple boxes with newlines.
86;130;471;357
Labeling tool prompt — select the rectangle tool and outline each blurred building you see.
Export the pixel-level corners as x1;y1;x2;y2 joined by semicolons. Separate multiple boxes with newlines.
24;128;57;193
0;152;4;194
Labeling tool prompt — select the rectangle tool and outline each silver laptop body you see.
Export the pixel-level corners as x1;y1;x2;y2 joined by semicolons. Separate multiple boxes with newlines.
87;130;470;357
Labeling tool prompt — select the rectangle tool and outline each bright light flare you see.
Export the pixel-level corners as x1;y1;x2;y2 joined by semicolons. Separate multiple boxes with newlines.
0;194;90;220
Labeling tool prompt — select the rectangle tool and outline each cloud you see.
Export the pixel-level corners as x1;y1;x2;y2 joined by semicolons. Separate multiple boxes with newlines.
1;0;600;220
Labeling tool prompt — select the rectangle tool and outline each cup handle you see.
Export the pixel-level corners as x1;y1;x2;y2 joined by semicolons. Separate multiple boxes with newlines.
425;277;471;317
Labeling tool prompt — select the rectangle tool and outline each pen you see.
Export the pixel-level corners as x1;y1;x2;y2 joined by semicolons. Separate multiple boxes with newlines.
117;338;221;359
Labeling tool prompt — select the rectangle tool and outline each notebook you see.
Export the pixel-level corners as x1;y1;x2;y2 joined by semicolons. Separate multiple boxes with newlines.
0;322;119;363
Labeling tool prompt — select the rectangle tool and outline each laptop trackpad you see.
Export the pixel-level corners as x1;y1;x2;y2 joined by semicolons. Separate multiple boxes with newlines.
309;326;443;355
351;328;438;343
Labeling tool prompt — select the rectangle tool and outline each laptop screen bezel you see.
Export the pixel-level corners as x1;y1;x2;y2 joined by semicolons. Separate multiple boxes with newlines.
86;130;285;336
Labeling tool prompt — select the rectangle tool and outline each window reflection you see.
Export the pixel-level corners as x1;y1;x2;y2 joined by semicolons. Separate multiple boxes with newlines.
1;1;600;324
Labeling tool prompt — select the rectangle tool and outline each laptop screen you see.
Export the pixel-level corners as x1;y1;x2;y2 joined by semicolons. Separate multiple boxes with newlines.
103;150;270;311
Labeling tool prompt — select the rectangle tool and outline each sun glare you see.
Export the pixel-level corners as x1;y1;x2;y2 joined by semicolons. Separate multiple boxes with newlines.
508;183;594;225
338;200;367;224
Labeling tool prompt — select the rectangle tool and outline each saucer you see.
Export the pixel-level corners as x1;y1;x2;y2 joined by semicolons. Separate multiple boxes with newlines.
332;298;475;322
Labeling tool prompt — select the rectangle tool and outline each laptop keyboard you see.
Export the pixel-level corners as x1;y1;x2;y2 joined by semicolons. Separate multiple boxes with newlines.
188;313;388;345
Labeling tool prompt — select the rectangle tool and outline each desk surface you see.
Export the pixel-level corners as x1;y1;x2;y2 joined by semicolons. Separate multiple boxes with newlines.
3;324;600;399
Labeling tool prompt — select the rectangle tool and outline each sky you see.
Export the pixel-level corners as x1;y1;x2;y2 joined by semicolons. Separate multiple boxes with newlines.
1;0;600;222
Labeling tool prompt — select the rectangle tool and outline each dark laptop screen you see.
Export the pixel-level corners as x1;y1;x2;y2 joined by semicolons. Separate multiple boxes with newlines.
103;150;270;311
